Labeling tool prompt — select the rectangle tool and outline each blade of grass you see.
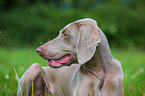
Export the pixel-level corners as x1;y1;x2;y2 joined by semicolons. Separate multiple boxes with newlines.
45;85;47;96
62;88;65;96
141;91;145;96
12;66;19;81
4;82;8;96
14;74;16;96
10;78;12;96
26;85;28;96
132;80;134;96
12;66;22;96
31;81;34;96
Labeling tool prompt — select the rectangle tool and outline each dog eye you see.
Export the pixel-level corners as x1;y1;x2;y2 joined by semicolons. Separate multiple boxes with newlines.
62;33;69;38
64;33;68;36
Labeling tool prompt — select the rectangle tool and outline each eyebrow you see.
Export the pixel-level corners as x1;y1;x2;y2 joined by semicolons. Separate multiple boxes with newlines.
60;29;68;34
59;29;65;34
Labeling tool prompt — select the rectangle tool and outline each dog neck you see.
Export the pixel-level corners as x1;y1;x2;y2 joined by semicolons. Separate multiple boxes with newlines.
80;30;113;81
80;48;105;83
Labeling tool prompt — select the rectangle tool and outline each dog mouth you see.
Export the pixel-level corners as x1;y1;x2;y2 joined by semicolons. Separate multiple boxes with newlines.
47;54;72;67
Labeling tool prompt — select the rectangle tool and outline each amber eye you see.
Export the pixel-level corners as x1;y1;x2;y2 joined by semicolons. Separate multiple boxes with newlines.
64;33;68;36
62;33;69;38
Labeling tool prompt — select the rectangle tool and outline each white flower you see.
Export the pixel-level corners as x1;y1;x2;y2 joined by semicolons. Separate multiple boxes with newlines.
124;73;128;78
131;74;136;79
5;74;10;80
139;68;144;73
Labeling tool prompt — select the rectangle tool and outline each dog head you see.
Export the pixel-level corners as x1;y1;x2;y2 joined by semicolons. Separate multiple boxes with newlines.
37;18;101;68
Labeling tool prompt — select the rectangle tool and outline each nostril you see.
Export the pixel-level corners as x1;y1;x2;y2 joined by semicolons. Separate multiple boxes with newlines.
36;47;43;55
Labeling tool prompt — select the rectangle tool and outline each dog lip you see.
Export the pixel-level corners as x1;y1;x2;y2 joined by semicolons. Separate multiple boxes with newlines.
47;52;72;60
48;53;72;62
47;53;72;67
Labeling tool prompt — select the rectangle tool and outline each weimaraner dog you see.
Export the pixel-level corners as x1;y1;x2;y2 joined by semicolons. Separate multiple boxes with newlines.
17;18;124;96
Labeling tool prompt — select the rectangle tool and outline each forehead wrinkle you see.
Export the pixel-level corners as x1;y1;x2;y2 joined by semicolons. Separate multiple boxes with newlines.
59;25;70;34
60;29;69;35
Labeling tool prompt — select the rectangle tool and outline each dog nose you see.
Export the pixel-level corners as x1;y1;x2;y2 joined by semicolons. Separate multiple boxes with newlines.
36;47;43;55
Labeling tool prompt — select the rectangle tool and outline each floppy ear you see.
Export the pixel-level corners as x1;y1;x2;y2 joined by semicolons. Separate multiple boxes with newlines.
76;23;101;64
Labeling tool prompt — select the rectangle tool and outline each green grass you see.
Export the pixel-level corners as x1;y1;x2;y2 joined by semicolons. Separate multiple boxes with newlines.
111;48;145;96
0;47;145;96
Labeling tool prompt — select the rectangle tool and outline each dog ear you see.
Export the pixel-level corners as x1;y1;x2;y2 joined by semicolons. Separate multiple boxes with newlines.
76;23;101;64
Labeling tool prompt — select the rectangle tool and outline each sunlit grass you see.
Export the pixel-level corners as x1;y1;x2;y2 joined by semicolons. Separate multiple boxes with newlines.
0;47;47;95
0;47;145;95
111;48;145;96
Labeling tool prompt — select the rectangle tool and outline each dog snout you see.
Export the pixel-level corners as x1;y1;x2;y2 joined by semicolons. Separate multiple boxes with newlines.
36;47;43;55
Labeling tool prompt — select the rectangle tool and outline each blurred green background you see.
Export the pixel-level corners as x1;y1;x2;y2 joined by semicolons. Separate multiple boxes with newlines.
0;0;145;96
0;0;145;49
